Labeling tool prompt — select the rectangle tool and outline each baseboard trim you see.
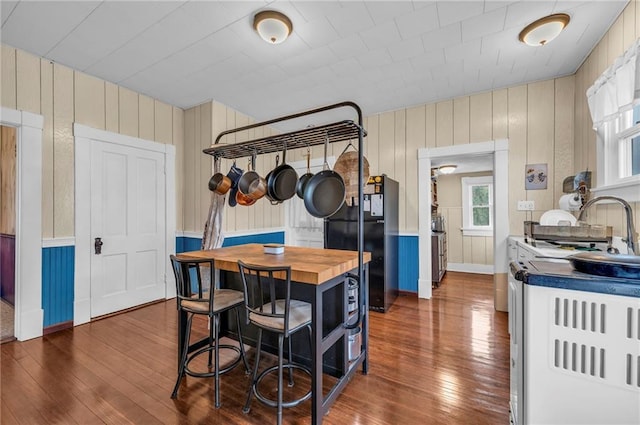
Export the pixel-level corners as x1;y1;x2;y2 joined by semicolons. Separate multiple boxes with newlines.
447;262;494;275
398;290;418;297
90;299;166;322
43;320;73;335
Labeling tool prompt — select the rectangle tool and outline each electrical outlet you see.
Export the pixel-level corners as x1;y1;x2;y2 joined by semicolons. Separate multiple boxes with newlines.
517;200;535;211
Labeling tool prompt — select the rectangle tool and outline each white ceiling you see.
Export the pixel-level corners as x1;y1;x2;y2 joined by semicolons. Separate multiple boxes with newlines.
0;0;628;125
432;152;494;174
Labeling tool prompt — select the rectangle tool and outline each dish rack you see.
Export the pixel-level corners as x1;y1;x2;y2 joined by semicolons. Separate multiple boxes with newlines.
524;221;613;246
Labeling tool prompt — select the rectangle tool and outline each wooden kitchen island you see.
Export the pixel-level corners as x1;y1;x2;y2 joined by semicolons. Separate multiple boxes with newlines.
178;243;371;424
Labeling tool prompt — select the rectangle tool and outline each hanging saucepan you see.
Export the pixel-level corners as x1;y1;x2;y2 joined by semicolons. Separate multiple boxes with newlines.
208;172;231;194
303;133;346;218
267;142;298;202
238;153;266;201
296;147;313;199
236;189;257;206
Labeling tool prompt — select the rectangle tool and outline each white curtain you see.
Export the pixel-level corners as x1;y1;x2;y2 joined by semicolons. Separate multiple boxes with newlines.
587;38;640;128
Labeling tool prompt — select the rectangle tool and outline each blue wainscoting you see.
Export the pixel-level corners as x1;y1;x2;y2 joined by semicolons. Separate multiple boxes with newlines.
398;235;419;293
42;245;75;327
176;231;285;254
178;232;419;293
39;230;416;330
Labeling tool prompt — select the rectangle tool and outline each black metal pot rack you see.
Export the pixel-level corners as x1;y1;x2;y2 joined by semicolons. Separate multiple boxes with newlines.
202;100;370;378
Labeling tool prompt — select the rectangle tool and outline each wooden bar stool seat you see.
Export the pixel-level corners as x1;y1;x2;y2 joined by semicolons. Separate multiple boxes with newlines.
169;255;249;407
238;260;312;425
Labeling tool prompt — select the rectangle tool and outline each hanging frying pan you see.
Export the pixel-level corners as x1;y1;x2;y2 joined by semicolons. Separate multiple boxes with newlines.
303;133;345;218
267;142;298;202
296;147;313;199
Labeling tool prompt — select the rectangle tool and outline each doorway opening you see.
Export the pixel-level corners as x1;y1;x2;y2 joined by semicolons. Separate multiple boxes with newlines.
1;125;16;342
73;124;176;325
0;107;44;341
417;140;509;308
284;156;335;248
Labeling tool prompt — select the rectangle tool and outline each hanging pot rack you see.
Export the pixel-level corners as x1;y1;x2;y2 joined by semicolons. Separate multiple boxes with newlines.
202;100;369;365
203;103;366;160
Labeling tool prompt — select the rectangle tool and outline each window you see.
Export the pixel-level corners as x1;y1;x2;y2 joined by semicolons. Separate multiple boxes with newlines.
594;103;640;201
587;39;640;202
461;176;493;237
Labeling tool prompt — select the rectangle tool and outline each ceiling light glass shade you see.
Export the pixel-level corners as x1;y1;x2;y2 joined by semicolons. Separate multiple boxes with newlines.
519;13;570;46
253;11;292;44
438;165;457;174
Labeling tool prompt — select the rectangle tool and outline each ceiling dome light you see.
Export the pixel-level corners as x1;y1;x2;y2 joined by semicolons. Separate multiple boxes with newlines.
519;13;570;46
438;165;457;175
253;10;292;44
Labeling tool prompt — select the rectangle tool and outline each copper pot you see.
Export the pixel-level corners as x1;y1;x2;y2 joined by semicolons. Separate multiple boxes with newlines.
236;190;257;206
208;173;231;194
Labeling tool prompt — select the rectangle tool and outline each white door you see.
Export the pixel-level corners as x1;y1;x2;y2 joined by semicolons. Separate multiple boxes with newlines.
90;140;166;317
284;157;334;248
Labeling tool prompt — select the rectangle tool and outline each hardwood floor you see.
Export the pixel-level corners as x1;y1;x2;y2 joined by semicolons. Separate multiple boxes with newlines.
0;272;509;424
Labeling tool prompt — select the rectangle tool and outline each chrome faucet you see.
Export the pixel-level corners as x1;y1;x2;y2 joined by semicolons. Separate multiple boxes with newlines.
577;196;638;255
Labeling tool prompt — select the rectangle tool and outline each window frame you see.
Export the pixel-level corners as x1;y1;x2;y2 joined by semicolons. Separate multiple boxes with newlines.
593;106;640;202
461;175;493;237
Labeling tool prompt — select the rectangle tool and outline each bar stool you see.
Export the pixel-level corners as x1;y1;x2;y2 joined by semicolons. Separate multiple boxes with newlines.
169;255;249;407
237;260;312;425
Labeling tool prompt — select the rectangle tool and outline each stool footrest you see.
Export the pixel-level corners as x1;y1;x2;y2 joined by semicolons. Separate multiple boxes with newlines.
253;363;312;408
184;344;244;378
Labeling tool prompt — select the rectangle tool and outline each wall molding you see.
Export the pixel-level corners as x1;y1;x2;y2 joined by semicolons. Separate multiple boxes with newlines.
42;237;75;248
1;107;44;341
418;139;509;302
177;227;286;239
74;125;176;325
447;263;494;275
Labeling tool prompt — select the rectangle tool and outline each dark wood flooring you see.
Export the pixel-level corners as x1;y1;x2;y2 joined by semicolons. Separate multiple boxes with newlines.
0;272;509;424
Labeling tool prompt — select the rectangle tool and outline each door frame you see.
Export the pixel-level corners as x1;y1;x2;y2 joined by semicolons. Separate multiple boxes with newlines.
0;107;44;341
417;139;509;303
74;124;176;325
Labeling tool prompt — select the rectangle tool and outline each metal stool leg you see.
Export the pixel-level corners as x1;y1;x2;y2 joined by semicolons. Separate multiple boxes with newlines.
172;314;194;398
243;328;263;414
235;308;250;374
208;315;214;368
214;314;221;408
287;335;294;387
277;333;284;425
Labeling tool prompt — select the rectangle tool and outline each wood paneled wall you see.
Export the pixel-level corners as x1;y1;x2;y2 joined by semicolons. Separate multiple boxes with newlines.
184;77;576;242
0;126;16;235
574;0;640;236
182;101;285;234
437;172;494;266
0;44;185;238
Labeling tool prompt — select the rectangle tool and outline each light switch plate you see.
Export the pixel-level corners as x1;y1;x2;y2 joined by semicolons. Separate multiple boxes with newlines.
517;200;535;211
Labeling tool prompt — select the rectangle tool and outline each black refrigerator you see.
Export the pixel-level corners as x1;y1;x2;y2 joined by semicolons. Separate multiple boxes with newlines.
324;175;399;312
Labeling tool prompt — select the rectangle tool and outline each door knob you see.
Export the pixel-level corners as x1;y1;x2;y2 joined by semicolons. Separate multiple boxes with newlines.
94;237;103;255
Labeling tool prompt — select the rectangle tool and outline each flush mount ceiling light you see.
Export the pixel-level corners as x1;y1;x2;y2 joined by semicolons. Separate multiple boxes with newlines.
253;10;292;44
438;165;457;174
519;13;570;46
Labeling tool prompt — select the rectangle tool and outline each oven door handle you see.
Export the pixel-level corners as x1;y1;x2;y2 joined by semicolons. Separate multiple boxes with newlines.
509;261;528;281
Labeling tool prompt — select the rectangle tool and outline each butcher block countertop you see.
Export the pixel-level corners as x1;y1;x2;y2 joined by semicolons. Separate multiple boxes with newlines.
178;243;371;285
